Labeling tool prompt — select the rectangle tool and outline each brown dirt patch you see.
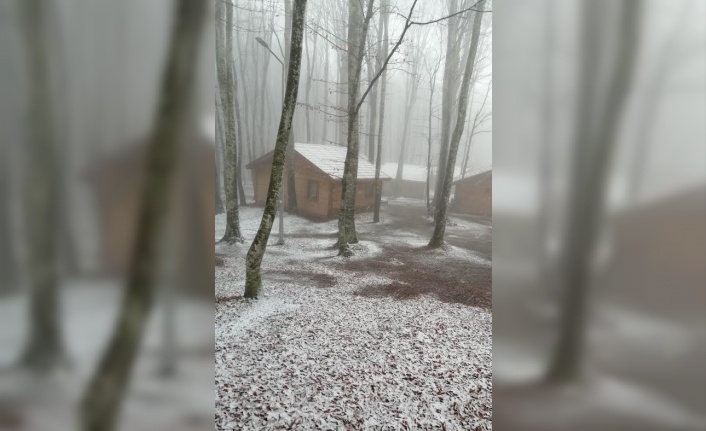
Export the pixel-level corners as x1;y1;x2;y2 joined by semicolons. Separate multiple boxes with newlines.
348;244;491;309
266;270;337;288
215;295;245;304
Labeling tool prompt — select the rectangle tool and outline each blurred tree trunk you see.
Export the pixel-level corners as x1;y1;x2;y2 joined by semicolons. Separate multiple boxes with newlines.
217;0;243;243
546;0;641;383
429;1;485;248
0;157;17;293
17;0;66;371
79;1;206;430
245;0;308;299
372;0;389;223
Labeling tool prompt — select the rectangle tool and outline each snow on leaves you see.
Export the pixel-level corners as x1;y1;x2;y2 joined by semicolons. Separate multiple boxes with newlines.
216;206;492;430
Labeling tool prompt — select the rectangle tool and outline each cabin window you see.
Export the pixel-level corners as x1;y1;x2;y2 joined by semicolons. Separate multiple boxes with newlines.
307;180;319;200
365;182;374;197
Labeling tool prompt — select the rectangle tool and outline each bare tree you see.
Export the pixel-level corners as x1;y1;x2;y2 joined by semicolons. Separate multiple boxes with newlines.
217;0;244;243
431;0;462;215
17;0;66;371
372;0;390;223
245;0;308;299
284;0;299;214
545;0;641;382
425;48;442;213
429;0;485;248
459;79;491;177
337;0;376;255
79;1;206;429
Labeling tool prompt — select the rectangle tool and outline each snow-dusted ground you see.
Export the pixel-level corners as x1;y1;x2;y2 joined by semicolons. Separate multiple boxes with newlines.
0;282;214;431
215;203;492;430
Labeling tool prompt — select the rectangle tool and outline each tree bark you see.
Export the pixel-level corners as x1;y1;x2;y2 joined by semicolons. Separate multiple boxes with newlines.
232;61;247;207
215;103;225;214
372;0;389;223
217;0;244;243
17;0;66;371
245;0;308;299
426;64;439;214
429;1;485;248
545;0;641;383
432;0;461;216
394;68;419;196
284;0;299;213
337;0;375;254
366;9;383;162
79;1;206;430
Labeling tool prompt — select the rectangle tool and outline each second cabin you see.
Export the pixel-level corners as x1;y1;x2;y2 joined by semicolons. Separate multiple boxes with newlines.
246;143;391;220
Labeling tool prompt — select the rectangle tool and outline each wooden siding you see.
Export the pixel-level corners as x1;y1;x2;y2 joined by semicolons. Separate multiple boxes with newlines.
453;172;492;217
89;142;215;295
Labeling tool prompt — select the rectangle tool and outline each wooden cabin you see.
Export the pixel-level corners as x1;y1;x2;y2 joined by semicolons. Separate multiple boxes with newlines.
246;143;391;220
84;128;215;296
381;163;429;199
452;169;492;217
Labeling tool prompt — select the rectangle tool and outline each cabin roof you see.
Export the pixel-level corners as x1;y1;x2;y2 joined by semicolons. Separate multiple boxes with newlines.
380;163;428;182
453;168;492;184
246;143;390;181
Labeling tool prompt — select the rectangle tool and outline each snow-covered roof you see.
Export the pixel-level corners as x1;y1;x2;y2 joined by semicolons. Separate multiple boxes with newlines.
380;163;429;182
247;143;389;180
296;143;387;180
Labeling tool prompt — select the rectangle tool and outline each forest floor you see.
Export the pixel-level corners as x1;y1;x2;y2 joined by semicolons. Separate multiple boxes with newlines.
215;198;493;430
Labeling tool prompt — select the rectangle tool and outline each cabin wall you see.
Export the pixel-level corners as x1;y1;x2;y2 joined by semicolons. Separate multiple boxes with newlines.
93;144;215;296
453;173;492;217
292;157;332;219
249;159;385;220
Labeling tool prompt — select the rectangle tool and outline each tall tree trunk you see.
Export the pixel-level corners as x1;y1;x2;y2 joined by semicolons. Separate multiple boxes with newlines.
546;0;641;383
429;1;485;248
394;72;418;196
337;0;375;255
215;103;225;214
232;63;247;206
426;66;438;213
236;34;254;164
17;0;65;371
284;0;299;213
367;7;384;162
304;32;317;143
245;0;308;299
217;0;244;243
0;158;16;293
322;42;330;143
257;11;273;158
79;1;206;430
460;81;491;177
372;0;389;223
432;0;461;216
